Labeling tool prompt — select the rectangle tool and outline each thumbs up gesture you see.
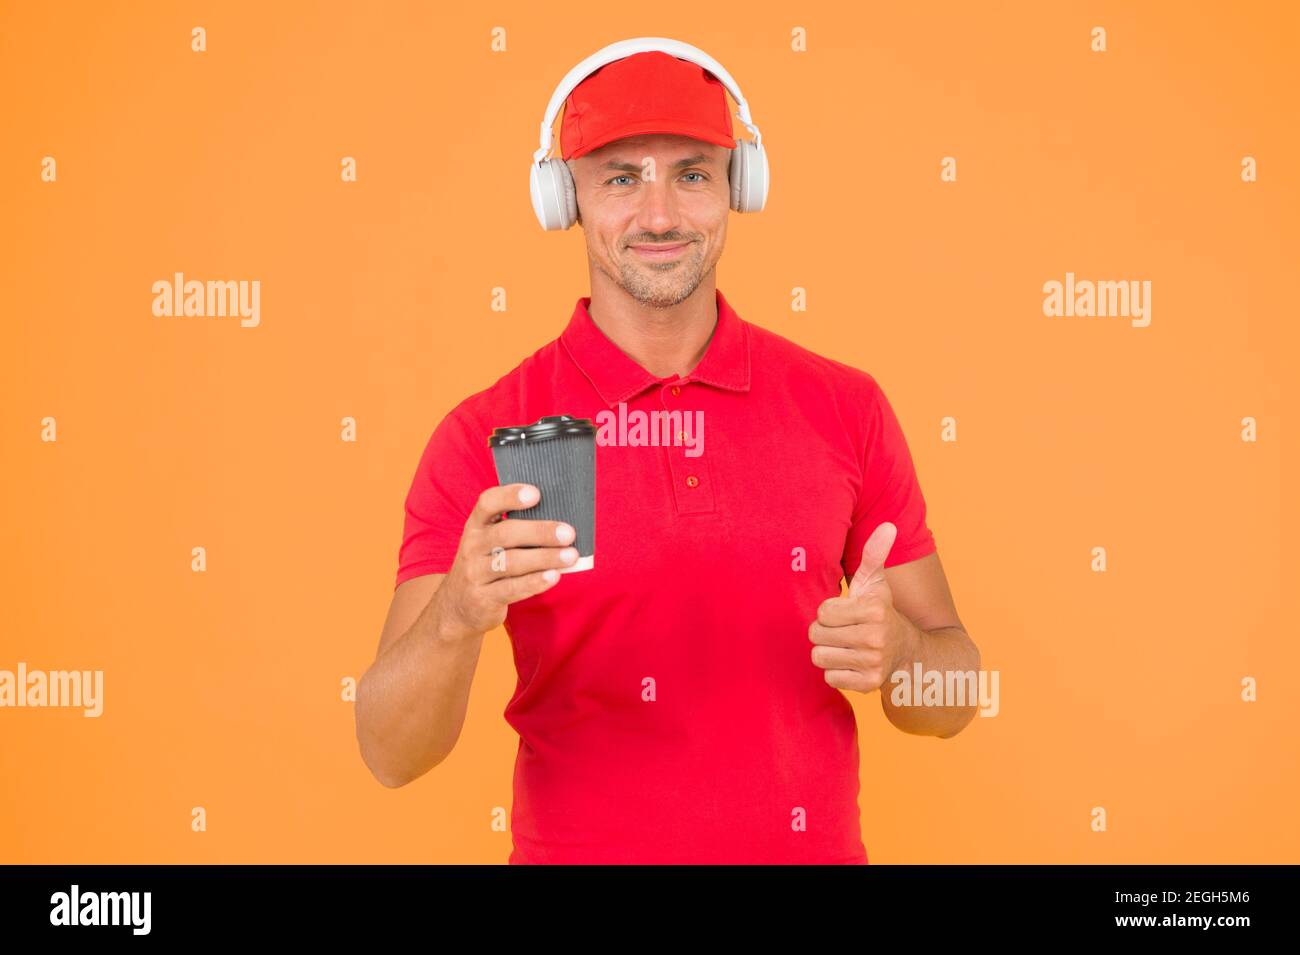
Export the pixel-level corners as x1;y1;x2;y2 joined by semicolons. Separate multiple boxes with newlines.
809;522;917;694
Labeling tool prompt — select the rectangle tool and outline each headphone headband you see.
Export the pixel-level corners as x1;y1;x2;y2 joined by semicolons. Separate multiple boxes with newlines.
532;36;762;166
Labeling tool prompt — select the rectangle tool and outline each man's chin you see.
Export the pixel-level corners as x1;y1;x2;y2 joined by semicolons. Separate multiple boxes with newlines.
616;265;705;307
620;279;698;309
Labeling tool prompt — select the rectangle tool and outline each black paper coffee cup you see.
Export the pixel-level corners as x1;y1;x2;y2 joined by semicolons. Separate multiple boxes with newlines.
487;415;596;573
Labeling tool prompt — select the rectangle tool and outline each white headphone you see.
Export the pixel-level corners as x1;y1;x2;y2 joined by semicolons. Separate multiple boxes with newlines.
528;36;770;231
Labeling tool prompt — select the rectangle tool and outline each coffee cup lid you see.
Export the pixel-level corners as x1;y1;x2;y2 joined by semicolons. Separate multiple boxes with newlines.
488;414;596;447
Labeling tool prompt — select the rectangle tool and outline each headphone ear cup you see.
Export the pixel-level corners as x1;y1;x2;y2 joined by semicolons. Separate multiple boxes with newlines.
729;140;769;213
728;145;746;212
558;161;578;227
530;159;578;230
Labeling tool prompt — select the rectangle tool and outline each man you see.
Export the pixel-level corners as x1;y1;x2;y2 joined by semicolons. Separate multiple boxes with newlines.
355;47;980;864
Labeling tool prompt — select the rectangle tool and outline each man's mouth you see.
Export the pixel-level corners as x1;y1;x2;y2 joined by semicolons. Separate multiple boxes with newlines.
629;241;691;260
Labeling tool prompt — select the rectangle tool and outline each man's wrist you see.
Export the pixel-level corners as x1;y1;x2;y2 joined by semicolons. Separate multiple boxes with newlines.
429;588;479;645
887;610;924;678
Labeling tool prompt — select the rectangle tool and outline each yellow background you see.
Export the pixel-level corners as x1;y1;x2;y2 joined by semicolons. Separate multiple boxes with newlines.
2;1;1296;862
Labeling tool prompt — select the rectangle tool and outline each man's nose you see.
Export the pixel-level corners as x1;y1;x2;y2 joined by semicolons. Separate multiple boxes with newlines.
636;176;680;232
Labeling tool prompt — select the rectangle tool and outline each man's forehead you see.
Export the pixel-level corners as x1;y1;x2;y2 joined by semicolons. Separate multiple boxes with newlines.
586;135;725;165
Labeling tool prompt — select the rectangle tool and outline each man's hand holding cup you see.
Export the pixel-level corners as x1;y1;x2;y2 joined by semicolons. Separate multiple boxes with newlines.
435;483;578;640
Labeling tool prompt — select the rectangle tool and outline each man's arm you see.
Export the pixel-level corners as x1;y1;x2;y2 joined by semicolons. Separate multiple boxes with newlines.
355;483;577;789
355;572;489;788
879;550;981;739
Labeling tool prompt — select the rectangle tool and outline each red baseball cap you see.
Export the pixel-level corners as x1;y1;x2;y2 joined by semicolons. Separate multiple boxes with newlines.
559;50;736;161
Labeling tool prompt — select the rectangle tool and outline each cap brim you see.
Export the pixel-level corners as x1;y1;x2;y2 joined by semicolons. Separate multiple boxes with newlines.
565;119;736;160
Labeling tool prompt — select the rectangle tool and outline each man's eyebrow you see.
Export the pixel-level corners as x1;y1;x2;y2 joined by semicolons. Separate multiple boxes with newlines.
598;153;711;173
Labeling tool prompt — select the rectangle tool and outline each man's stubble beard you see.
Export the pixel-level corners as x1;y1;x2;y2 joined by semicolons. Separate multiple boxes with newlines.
598;242;714;310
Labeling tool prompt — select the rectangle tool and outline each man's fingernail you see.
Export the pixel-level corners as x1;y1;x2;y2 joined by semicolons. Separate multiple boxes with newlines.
519;485;539;504
557;524;575;543
543;569;560;583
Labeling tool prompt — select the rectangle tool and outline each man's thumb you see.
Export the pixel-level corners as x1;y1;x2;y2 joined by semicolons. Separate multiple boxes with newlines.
849;522;897;597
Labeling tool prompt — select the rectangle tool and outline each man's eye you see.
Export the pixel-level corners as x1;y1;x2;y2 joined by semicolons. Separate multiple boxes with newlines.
606;172;707;185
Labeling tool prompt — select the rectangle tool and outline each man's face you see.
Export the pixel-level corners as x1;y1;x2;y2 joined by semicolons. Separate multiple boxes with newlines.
566;133;731;309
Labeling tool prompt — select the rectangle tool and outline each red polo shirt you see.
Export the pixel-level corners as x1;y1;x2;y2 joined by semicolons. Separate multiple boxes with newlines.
395;287;937;864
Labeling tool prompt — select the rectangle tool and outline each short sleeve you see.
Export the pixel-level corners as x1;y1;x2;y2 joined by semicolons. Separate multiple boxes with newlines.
841;377;937;580
395;404;498;589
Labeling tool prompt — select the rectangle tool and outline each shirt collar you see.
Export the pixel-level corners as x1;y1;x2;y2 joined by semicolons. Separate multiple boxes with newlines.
559;287;752;407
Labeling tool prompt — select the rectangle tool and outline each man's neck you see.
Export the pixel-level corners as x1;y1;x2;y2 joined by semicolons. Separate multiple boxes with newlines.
586;278;719;380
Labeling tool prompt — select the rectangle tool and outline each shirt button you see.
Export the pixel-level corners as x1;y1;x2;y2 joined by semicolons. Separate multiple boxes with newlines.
671;385;681;396
685;475;699;488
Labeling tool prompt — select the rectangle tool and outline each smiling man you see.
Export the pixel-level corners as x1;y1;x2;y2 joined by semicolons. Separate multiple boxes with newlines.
574;140;728;316
355;42;980;864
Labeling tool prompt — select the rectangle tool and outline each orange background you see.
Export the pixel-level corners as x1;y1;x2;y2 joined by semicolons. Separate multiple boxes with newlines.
2;1;1296;863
